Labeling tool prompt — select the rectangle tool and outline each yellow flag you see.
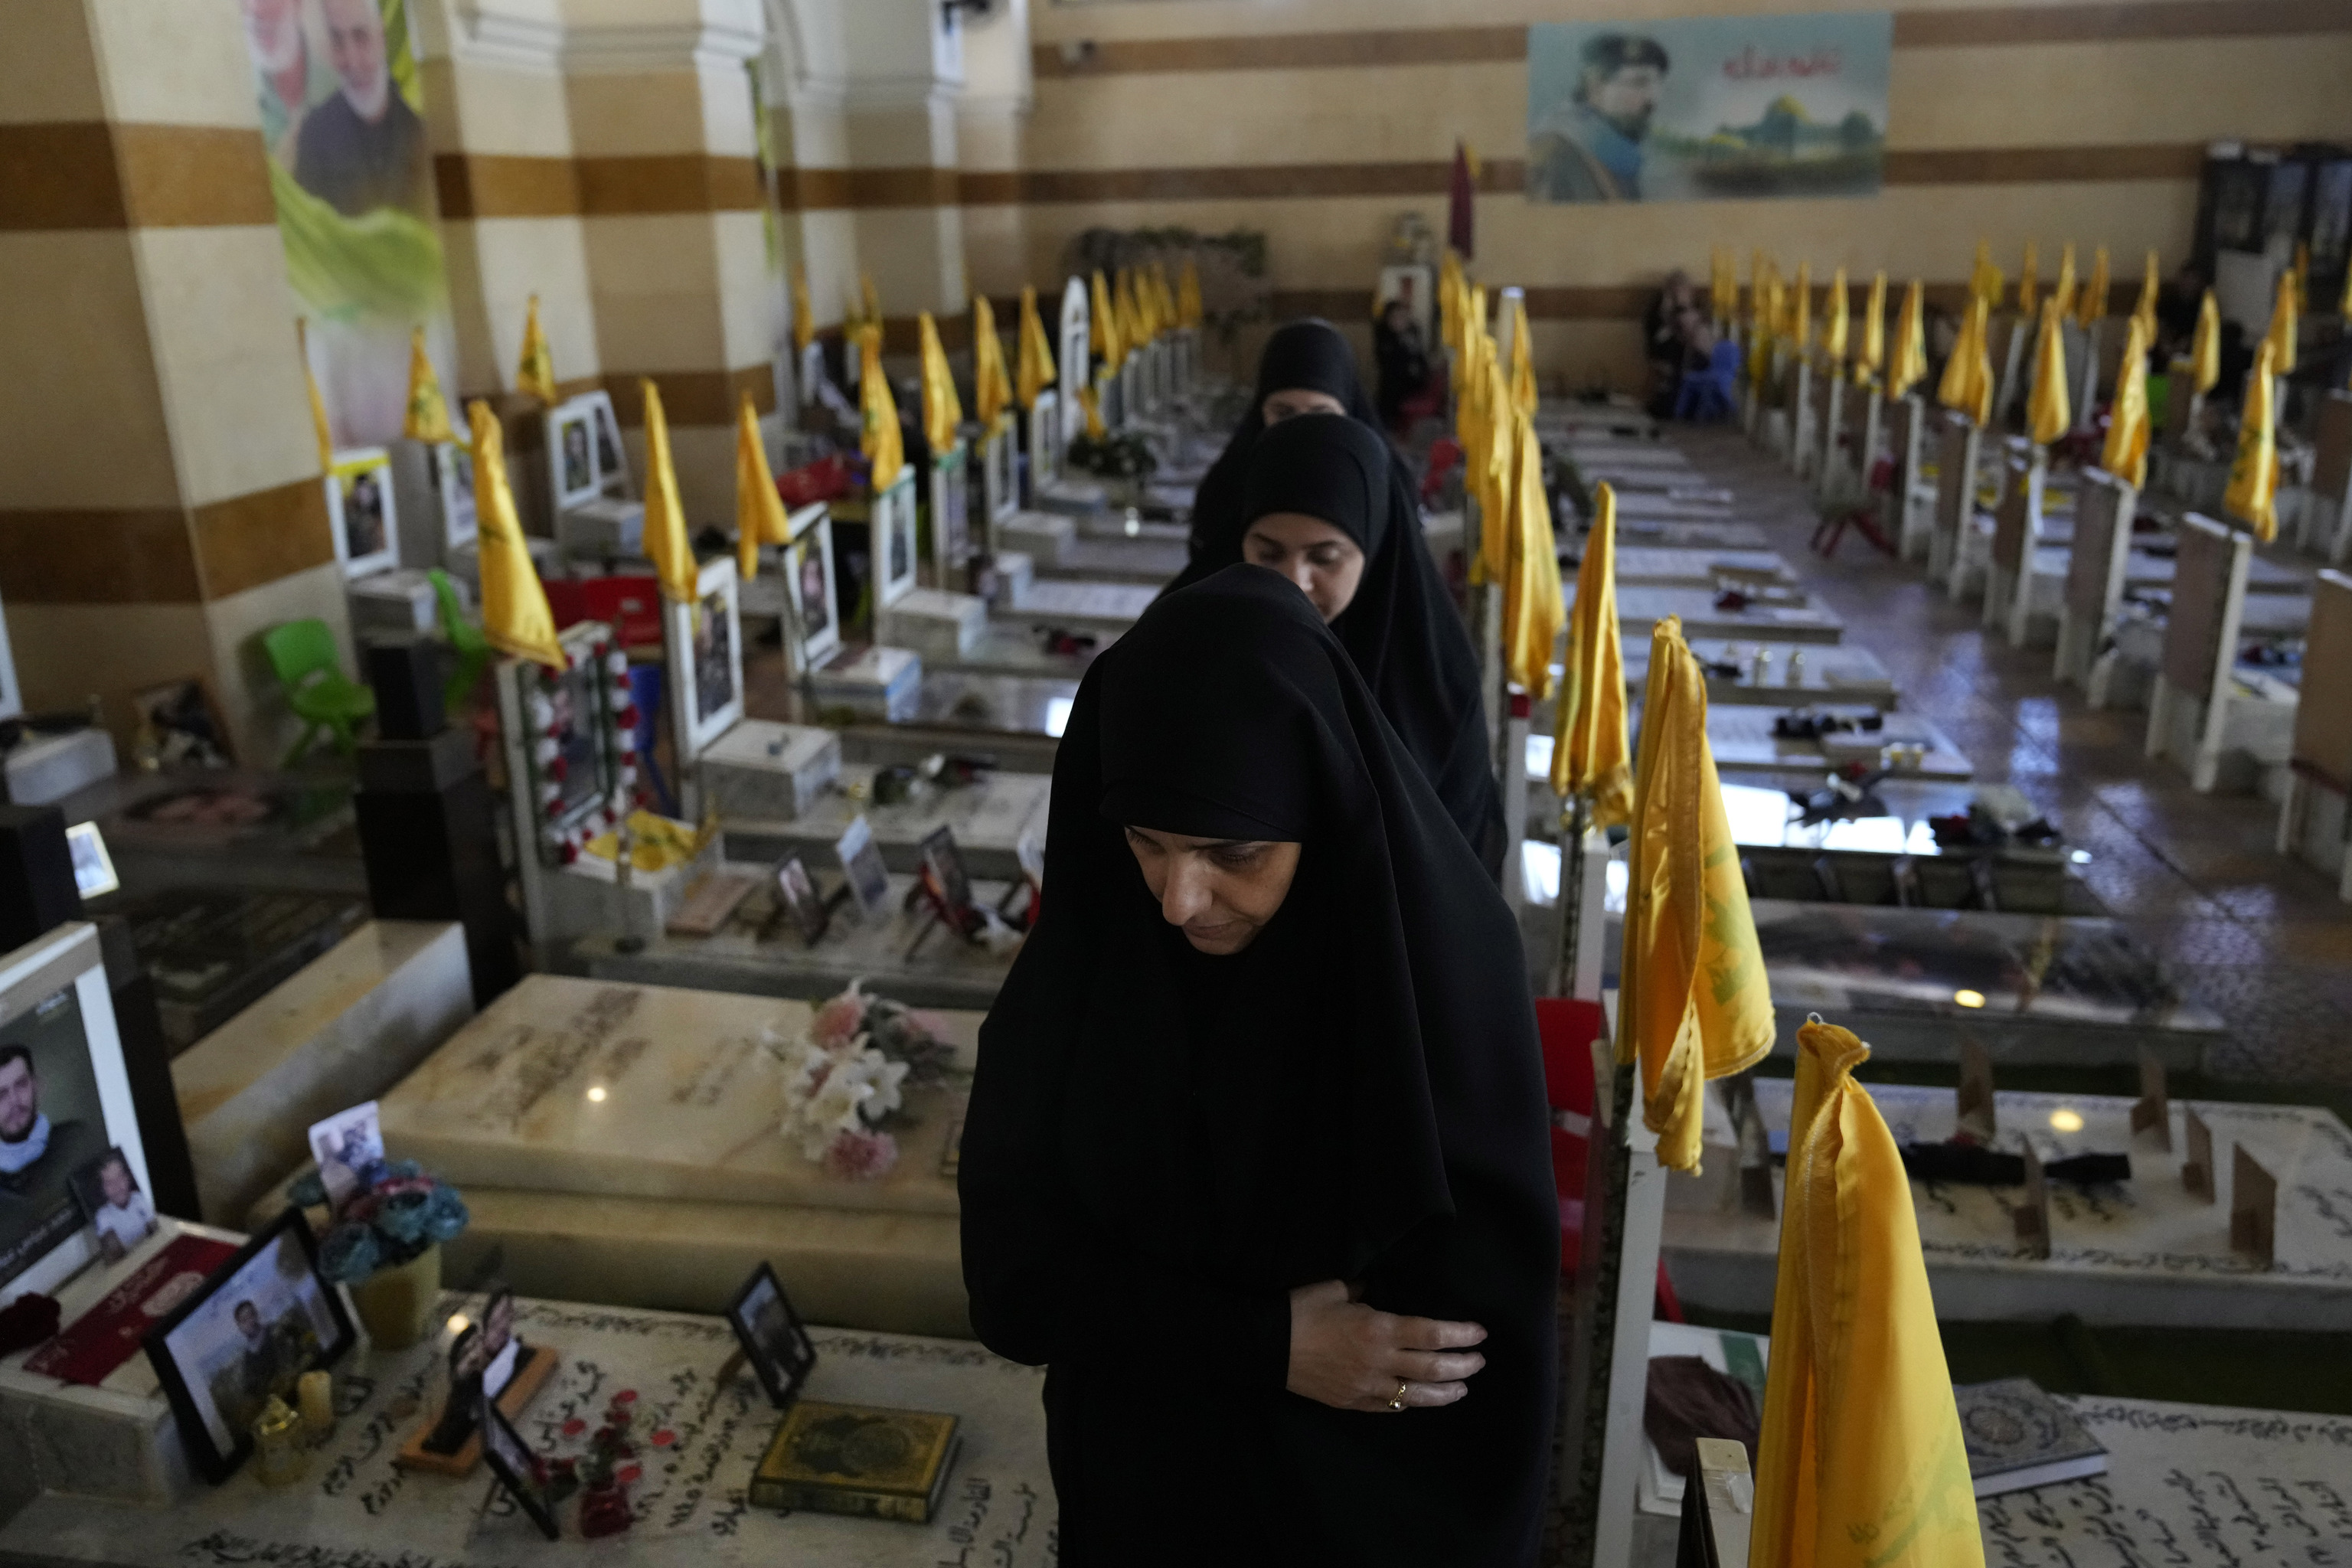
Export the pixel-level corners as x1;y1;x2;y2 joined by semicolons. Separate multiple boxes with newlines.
2294;240;2311;307
1501;410;1564;698
640;380;696;607
972;296;1012;430
2050;242;2077;320
861;273;882;329
467;401;565;669
2132;249;2161;343
792;270;815;358
735;393;789;583
2190;289;2220;397
2340;262;2352;322
2025;297;2071;448
1076;381;1106;441
916;312;963;456
1938;295;1993;426
1553;482;1632;826
1617;618;1775;1173
2262;272;2298;377
297;318;333;467
515;294;557;404
1822;267;1849;364
1478;358;1514;586
2076;246;2109;331
1886;280;1926;399
859;333;904;493
402;327;453;445
1968;238;2003;307
1507;293;1537;419
2102;314;2151;492
1178;257;1204;329
1089;271;1122;371
2015;240;2038;315
1854;271;1886;383
2226;340;2279;543
1119;268;1149;351
1749;1020;1986;1568
1792;261;1811;352
1015;285;1055;411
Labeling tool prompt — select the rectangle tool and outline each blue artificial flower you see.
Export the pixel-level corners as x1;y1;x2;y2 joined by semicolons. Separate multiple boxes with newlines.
286;1171;328;1208
377;1191;433;1247
420;1185;471;1243
318;1224;382;1285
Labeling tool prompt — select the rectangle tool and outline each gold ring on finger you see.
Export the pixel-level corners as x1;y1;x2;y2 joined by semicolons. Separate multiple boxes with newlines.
1387;1382;1410;1412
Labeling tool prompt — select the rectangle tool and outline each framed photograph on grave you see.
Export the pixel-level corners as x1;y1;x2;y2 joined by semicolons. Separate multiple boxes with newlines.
131;676;237;768
929;441;971;586
982;412;1017;525
0;587;20;721
547;401;599;512
785;504;840;675
916;825;974;922
430;440;477;550
875;470;920;609
834;815;891;922
500;622;639;867
305;1100;383;1216
63;821;118;900
68;1145;155;1263
1058;276;1091;447
325;448;400;580
727;1261;818;1410
771;853;831;946
579;390;631;498
478;1395;564;1540
1027;390;1060;495
0;922;153;1305
142;1206;355;1484
666;556;744;764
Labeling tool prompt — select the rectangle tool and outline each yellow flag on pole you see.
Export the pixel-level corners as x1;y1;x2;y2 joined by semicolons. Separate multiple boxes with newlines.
1016;285;1056;411
1855;271;1885;383
858;334;904;493
1938;295;1993;426
297;318;334;467
1076;381;1106;441
2025;297;2071;448
1886;280;1926;398
2226;340;2280;543
2102;314;2152;492
1968;239;2002;307
515;294;557;404
402;327;453;445
917;312;962;455
861;273;882;330
1553;482;1632;826
735;393;789;583
972;296;1013;430
1748;1018;1986;1568
2132;250;2161;343
2190;289;2221;397
1822;267;1849;365
792;270;815;358
2076;247;2109;331
467;401;565;669
1090;271;1122;371
1792;260;1811;352
2015;240;2038;315
1507;294;1537;420
640;380;697;607
1501;410;1564;698
2262;272;2299;377
2051;242;2077;321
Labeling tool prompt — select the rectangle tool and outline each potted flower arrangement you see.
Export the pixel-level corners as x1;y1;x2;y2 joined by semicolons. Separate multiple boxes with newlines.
286;1159;469;1350
1065;430;1159;507
766;982;957;1181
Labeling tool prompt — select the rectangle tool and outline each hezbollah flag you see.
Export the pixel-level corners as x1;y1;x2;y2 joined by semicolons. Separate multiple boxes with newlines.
1791;260;1811;354
1618;618;1775;1173
467;401;564;669
972;296;1013;430
1076;381;1107;440
1854;272;1885;385
1938;295;1993;427
2102;314;2152;492
2050;242;2078;322
2015;240;2038;315
1822;267;1849;366
2076;247;2109;331
1749;1019;1986;1568
917;312;962;456
640;380;697;607
861;273;882;329
792;269;815;358
2262;272;2299;377
2024;297;2071;448
1552;481;1632;827
1968;238;2001;307
1886;280;1927;399
2226;340;2280;543
1090;270;1122;372
736;393;789;582
298;318;334;467
515;294;558;404
403;327;453;444
859;333;905;492
1016;285;1056;411
1500;409;1564;698
1507;293;1537;420
2133;249;2161;344
1477;356;1514;587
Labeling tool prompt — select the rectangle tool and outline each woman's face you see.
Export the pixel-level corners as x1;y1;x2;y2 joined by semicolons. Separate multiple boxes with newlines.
1243;512;1365;622
1122;827;1302;955
1262;387;1348;425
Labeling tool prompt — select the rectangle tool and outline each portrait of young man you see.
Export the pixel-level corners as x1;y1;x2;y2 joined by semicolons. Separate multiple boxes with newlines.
1528;33;1671;202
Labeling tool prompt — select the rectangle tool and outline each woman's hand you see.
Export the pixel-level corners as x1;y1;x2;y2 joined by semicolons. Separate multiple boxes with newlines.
1285;1279;1487;1413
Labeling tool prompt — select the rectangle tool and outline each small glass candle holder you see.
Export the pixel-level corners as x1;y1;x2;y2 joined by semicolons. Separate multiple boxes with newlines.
251;1396;309;1487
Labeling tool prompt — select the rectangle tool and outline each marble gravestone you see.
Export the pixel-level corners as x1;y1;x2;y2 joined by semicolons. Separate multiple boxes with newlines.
719;764;1049;882
0;1298;1057;1568
1617;636;1898;707
1606;585;1845;645
1664;1082;2352;1329
1606;490;1734;521
1606;520;1771;550
1608;547;1795;588
999;578;1160;636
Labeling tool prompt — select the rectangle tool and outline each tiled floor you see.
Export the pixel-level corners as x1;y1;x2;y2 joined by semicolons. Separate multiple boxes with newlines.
1667;424;2352;1095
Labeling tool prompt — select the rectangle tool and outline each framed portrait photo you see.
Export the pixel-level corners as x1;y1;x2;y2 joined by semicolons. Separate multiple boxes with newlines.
665;555;744;765
479;1394;563;1540
785;504;840;676
834;815;891;923
770;852;830;946
929;440;971;586
142;1206;355;1484
430;439;478;550
63;821;119;901
727;1261;817;1410
547;401;599;512
579;390;631;498
874;470;920;611
69;1145;155;1264
326;448;400;580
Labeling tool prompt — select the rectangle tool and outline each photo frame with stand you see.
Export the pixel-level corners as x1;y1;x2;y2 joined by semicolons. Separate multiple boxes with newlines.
915;825;978;936
784;504;840;676
725;1261;818;1410
1057;276;1091;449
430;441;478;550
326;448;400;580
580;390;631;498
1027;390;1060;498
982;412;1018;527
479;1395;564;1540
834;816;891;922
874;470;920;610
929;441;971;590
665;556;745;766
498;622;639;868
142;1206;356;1484
769;853;831;946
547;402;599;513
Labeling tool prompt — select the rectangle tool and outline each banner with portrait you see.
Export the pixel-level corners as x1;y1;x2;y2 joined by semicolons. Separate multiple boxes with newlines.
1526;12;1892;204
240;0;455;446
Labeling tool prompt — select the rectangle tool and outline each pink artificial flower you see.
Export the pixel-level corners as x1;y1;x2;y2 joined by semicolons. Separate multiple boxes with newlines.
822;1129;899;1181
810;991;868;1050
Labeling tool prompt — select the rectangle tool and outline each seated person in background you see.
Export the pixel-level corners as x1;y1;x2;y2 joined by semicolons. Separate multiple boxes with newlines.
1673;316;1740;423
1645;272;1697;414
1373;300;1432;436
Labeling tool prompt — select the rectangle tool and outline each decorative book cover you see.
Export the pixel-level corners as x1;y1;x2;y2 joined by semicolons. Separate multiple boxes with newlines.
750;1401;960;1524
1955;1377;2109;1498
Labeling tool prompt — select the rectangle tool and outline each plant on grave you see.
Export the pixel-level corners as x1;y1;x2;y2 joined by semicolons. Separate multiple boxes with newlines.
1067;430;1160;482
287;1160;469;1285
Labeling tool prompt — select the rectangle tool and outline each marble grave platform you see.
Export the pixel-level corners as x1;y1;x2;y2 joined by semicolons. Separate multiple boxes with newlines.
1606;585;1845;645
1608;547;1795;587
719;764;1048;881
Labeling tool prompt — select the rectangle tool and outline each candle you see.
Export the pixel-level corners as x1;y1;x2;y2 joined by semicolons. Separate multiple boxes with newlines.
298;1370;335;1433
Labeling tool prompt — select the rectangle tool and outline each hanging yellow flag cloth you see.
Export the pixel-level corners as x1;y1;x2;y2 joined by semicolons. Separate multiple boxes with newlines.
1178;257;1204;329
1552;481;1632;826
2189;290;2221;398
298;319;334;467
2015;240;2038;315
1968;239;2003;307
467;400;565;669
515;294;558;404
1500;410;1563;698
2076;247;2109;331
1618;618;1775;1173
917;312;962;456
859;334;905;494
1821;267;1849;365
792;270;815;358
1016;286;1056;412
861;273;882;330
2262;272;2299;377
2024;297;2071;449
2102;314;2152;492
402;327;452;445
2132;250;2161;344
1475;357;1514;587
2226;341;2280;544
2051;242;2077;321
1076;381;1106;441
1748;1018;1987;1568
1854;272;1885;384
972;296;1013;430
1886;280;1927;399
640;380;697;607
1507;294;1537;420
735;393;789;583
1937;296;1993;427
1090;271;1122;373
1791;261;1811;353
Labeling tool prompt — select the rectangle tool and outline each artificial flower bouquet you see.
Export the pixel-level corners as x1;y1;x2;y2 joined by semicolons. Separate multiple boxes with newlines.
286;1160;470;1285
767;982;957;1181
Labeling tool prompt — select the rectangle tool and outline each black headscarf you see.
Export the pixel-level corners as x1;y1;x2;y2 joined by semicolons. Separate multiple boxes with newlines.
960;567;1558;1566
1183;318;1380;575
1197;412;1506;878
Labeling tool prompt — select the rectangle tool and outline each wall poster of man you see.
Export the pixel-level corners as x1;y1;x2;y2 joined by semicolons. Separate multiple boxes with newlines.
241;0;456;448
1527;12;1892;204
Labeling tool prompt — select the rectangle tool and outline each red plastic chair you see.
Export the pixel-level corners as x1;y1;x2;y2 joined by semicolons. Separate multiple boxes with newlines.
1537;997;1684;1323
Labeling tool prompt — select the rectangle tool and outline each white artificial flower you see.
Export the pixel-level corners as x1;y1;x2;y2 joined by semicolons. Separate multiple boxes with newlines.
857;1051;910;1123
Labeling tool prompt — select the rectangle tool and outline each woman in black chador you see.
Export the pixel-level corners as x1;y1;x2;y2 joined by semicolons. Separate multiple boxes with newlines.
959;568;1559;1565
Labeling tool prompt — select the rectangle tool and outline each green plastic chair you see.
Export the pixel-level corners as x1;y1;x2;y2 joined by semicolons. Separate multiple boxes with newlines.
429;569;492;717
261;619;375;767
